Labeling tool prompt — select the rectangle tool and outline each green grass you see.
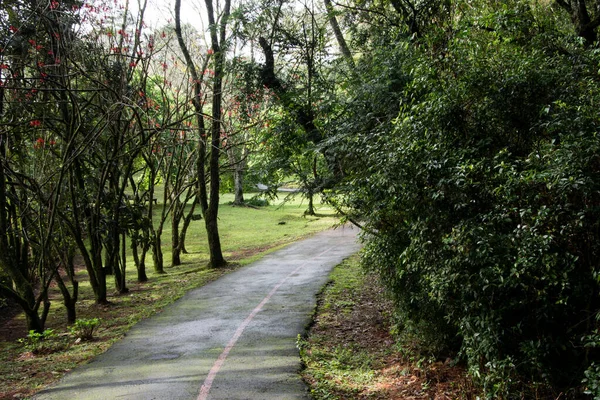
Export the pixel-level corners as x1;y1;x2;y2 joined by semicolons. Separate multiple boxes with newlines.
147;192;337;267
0;192;338;399
298;255;382;399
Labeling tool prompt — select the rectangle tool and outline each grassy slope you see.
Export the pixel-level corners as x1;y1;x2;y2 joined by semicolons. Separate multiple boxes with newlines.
0;193;337;400
300;254;477;399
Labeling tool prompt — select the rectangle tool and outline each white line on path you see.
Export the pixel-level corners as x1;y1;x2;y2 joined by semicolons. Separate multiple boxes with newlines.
197;246;334;400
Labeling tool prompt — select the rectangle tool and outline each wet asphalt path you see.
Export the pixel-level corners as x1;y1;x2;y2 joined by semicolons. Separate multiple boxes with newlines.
35;226;361;400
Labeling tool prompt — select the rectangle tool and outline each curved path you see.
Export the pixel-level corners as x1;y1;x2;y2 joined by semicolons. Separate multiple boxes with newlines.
35;226;360;400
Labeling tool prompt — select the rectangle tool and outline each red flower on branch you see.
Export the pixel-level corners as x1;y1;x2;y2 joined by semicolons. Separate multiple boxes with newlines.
30;120;42;127
34;138;45;149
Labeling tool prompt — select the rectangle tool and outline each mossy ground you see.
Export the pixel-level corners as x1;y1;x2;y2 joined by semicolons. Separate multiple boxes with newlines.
300;254;478;399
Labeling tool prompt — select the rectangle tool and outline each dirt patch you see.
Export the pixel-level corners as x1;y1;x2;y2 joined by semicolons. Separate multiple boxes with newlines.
0;299;27;342
229;245;273;261
303;269;477;399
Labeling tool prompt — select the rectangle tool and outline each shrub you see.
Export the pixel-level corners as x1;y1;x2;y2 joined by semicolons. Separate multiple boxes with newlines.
245;197;269;207
332;2;600;397
69;318;101;341
18;329;59;354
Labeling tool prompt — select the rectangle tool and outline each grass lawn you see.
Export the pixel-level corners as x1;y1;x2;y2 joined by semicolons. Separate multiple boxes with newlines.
167;192;338;265
0;192;338;400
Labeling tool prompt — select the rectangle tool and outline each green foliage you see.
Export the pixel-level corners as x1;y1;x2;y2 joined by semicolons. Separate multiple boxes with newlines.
584;362;600;399
583;318;600;398
329;1;600;397
18;329;59;354
244;197;270;207
69;318;101;341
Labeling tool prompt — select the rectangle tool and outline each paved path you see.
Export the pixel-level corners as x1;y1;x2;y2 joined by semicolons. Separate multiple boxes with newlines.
35;226;361;400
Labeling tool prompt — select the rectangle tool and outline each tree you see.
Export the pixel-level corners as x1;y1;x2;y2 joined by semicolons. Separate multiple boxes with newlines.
220;57;273;206
241;0;338;214
175;0;228;268
323;0;354;67
556;0;600;45
326;0;600;396
0;0;88;329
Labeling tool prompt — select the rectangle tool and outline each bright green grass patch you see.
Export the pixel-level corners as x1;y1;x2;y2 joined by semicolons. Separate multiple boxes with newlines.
0;192;338;399
151;192;337;267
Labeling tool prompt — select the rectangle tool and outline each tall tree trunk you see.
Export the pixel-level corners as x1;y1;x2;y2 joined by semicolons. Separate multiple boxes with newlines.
323;0;354;68
203;0;231;268
152;231;165;274
233;167;245;205
175;0;228;268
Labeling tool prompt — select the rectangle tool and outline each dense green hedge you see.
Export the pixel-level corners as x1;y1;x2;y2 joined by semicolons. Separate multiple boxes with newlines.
331;3;600;397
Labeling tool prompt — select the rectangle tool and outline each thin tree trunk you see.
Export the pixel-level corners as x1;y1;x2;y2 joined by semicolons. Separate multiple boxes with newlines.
71;163;108;304
323;0;354;68
131;236;148;282
54;246;79;324
179;200;197;254
307;191;316;216
233;167;244;205
171;206;181;266
120;232;128;291
203;0;230;268
176;0;227;268
152;232;165;274
55;274;78;324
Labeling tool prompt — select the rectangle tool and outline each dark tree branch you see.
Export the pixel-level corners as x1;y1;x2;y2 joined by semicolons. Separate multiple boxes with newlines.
258;37;321;143
556;0;599;45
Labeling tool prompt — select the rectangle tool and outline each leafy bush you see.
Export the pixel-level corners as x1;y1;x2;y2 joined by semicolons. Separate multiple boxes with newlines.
69;318;101;341
332;2;600;397
18;329;59;354
244;197;270;207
